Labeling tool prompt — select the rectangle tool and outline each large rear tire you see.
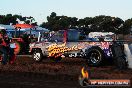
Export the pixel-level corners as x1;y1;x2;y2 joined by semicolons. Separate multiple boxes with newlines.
14;42;21;54
114;56;128;69
86;46;104;66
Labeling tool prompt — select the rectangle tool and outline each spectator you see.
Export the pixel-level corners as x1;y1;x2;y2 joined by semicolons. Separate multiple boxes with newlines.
0;29;8;65
0;29;16;65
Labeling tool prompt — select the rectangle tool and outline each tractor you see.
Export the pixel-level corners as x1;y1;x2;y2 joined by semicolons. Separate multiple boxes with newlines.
10;24;36;54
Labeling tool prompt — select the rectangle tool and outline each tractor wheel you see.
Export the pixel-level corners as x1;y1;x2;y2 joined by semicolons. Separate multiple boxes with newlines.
114;56;128;69
14;42;21;54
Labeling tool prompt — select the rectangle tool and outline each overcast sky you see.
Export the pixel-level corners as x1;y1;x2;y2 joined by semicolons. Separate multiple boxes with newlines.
0;0;132;24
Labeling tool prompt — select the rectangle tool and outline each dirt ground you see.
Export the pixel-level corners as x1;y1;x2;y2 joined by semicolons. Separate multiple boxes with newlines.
0;56;132;88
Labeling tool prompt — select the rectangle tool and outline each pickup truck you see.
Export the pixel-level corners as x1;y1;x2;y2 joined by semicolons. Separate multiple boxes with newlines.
29;29;113;66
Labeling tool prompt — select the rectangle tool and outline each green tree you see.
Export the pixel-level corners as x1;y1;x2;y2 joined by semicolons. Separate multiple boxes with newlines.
40;12;127;34
0;14;37;25
123;18;132;35
69;17;78;29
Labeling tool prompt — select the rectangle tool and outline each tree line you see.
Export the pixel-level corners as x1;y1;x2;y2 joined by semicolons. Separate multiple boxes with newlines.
0;14;37;26
0;13;132;35
40;12;132;35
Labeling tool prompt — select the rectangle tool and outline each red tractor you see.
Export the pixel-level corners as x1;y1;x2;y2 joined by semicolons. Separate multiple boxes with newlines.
12;24;36;54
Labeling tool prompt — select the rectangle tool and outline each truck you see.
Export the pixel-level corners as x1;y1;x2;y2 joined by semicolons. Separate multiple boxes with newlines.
29;29;119;66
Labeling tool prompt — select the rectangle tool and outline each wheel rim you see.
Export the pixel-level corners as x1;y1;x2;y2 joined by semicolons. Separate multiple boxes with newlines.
34;53;41;61
89;51;101;64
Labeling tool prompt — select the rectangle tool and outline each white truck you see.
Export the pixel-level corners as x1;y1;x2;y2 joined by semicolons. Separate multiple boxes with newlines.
29;29;127;67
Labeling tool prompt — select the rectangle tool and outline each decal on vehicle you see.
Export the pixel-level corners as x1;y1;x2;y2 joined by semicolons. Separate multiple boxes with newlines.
47;42;111;58
47;43;80;58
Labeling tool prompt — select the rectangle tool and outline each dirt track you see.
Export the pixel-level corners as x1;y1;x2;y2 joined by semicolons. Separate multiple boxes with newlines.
0;56;132;88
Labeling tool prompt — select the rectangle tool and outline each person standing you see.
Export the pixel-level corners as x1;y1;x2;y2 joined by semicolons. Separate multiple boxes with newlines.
0;29;16;65
0;29;8;65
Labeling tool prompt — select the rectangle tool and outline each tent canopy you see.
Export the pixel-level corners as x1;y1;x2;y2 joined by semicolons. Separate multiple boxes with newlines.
0;24;15;30
14;24;35;29
0;26;6;29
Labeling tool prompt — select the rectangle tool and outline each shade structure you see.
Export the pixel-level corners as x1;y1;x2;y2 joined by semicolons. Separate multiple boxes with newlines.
0;26;5;29
14;24;35;29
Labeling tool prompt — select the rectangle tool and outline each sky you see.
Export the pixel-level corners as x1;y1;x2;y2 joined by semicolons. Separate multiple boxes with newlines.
0;0;132;24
